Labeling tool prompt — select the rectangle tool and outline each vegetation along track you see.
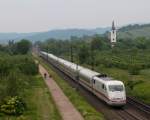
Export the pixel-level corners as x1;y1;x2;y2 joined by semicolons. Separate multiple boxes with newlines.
41;56;150;120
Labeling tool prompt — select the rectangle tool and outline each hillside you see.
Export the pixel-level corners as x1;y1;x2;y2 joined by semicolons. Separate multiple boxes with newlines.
118;24;150;39
1;23;150;44
0;32;39;44
0;28;110;43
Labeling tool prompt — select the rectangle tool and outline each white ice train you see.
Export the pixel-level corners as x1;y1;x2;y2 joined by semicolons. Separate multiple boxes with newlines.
40;51;126;106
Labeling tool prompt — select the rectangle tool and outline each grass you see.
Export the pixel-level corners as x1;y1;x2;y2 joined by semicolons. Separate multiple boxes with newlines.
35;55;105;120
0;75;62;120
96;65;150;104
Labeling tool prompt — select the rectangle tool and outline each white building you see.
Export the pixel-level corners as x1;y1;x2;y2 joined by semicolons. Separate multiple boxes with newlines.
110;21;117;47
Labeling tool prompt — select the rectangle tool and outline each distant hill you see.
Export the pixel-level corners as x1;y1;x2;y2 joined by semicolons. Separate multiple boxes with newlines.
118;24;150;39
0;32;39;44
0;28;110;43
2;23;150;44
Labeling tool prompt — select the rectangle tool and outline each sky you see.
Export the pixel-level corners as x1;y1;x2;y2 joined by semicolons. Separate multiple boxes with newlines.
0;0;149;32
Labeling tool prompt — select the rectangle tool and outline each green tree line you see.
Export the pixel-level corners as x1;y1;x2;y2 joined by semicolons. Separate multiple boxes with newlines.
0;39;39;116
38;35;150;75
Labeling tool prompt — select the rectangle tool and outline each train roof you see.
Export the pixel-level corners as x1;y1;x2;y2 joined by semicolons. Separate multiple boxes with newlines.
105;80;124;86
94;76;124;85
41;51;124;85
79;67;100;79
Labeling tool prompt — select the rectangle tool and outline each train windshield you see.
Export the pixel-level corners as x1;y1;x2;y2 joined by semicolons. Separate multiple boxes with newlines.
109;85;123;92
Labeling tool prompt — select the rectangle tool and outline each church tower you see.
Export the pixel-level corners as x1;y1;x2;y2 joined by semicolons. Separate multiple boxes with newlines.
110;21;117;47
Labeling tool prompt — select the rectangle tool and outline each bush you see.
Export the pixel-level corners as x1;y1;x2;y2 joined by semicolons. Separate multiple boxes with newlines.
128;64;141;75
0;59;12;76
125;80;144;91
0;96;26;115
18;59;38;75
15;40;31;55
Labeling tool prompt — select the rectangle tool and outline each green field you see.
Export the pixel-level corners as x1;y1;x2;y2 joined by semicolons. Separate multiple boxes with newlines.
0;75;62;120
35;55;105;120
0;52;61;120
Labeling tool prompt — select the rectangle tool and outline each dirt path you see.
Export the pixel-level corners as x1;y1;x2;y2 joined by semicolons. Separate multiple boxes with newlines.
39;64;84;120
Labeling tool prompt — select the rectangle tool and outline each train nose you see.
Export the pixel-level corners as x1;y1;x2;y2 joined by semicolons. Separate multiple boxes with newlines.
110;92;125;101
108;92;126;106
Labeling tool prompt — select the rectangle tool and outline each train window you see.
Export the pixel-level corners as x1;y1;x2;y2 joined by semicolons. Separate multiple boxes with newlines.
97;74;107;78
102;84;104;89
102;84;107;90
93;80;95;84
109;85;123;92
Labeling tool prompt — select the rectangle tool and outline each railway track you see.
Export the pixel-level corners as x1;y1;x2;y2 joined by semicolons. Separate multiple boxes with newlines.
41;56;150;120
127;96;150;118
116;109;143;120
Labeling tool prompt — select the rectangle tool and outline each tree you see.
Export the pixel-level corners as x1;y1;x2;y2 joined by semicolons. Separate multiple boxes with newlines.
91;35;103;50
126;80;143;91
91;35;108;50
78;44;89;64
135;37;147;49
16;39;31;54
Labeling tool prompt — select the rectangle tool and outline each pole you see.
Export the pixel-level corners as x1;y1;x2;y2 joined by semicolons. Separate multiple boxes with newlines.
76;52;79;91
47;48;48;61
91;43;94;70
70;43;73;62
